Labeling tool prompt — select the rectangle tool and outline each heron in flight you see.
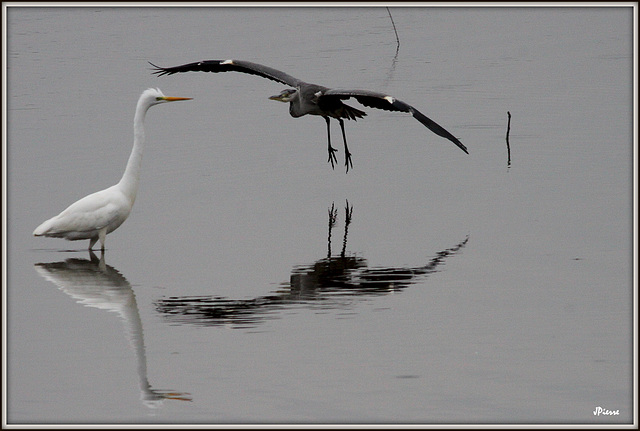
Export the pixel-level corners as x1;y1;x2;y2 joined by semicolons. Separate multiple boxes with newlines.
33;88;192;251
150;59;467;172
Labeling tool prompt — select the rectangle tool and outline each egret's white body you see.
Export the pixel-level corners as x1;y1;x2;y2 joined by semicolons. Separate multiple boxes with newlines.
33;88;191;251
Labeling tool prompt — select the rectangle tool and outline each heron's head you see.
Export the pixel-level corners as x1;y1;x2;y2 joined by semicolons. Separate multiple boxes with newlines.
269;88;297;103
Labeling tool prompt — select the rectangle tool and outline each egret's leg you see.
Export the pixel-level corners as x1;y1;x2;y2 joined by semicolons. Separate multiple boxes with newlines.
325;117;338;169
98;228;107;252
97;251;107;271
338;119;353;172
88;237;98;250
88;250;99;263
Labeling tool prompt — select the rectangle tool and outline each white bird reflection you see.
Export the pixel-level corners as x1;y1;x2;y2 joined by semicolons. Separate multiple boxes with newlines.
155;202;469;329
34;251;192;408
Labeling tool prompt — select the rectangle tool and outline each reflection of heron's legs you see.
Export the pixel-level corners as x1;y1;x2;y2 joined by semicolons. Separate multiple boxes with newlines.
329;203;338;230
341;200;353;258
325;117;338;169
328;202;338;258
345;200;353;226
338;119;353;172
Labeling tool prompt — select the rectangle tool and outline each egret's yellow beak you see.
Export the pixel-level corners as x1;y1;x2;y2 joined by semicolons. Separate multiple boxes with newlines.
163;392;193;402
161;96;193;102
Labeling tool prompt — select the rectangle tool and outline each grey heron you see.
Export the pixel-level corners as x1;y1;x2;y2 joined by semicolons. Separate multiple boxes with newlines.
150;59;467;172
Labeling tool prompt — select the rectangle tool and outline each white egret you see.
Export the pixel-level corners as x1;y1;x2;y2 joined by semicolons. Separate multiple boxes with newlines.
151;59;467;172
33;88;192;251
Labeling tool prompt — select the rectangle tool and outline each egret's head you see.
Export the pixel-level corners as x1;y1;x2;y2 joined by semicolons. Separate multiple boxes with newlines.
140;88;192;109
269;88;296;103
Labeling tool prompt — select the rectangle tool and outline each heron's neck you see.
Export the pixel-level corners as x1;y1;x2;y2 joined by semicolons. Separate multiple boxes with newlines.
118;104;149;204
288;90;305;118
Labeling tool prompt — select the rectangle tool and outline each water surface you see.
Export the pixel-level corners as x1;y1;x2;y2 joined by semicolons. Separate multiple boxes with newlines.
5;5;635;425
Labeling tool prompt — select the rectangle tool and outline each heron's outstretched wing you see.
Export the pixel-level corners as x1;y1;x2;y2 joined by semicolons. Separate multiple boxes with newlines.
150;59;302;87
323;89;468;154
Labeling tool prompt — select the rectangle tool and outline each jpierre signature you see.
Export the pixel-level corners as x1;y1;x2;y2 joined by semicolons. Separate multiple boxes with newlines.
593;406;620;416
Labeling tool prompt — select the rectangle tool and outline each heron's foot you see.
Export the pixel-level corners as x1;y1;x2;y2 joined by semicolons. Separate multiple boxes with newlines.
344;151;353;173
328;145;338;169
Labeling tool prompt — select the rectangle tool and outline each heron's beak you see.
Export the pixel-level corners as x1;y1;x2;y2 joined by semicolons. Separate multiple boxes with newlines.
269;94;283;101
161;97;193;102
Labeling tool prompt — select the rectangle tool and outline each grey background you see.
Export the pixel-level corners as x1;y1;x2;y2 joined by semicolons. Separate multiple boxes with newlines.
5;5;634;424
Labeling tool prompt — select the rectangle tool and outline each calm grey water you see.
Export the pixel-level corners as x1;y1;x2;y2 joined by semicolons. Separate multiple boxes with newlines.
5;5;635;425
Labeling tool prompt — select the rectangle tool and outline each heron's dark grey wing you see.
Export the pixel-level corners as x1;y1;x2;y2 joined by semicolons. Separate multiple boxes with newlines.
322;89;468;154
149;59;302;87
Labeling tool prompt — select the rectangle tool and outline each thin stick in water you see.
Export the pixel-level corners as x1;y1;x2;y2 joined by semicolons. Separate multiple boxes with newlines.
386;7;400;50
506;111;512;166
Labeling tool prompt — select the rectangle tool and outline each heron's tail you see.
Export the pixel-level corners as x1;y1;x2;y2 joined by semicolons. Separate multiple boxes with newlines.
341;104;367;121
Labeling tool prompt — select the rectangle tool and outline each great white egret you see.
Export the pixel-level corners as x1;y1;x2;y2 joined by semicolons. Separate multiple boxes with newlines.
150;59;467;172
33;88;192;251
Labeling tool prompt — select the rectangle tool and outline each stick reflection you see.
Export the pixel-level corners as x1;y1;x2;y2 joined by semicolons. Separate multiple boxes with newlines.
155;201;469;329
34;251;192;408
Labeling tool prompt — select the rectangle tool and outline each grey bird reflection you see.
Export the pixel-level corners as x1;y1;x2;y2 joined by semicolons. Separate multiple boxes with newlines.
155;201;468;329
34;252;192;408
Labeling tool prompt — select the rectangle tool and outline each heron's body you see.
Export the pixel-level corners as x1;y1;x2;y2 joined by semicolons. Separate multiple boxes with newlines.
151;59;467;172
286;82;365;120
33;88;191;251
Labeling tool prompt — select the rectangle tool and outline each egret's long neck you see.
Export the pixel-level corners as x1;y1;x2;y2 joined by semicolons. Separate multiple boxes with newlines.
118;101;151;204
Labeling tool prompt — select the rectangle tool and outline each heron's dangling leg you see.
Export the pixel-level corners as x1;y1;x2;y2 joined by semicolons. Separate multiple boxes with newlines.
325;116;338;169
88;237;98;251
338;119;353;172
